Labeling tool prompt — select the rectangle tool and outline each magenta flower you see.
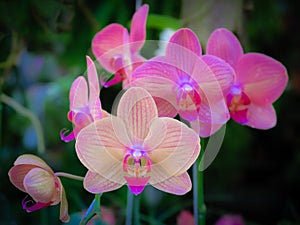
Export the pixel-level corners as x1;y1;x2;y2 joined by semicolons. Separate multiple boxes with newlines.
75;87;200;195
129;28;234;137
92;4;148;88
177;210;195;225
61;56;108;142
215;214;245;225
8;154;69;222
206;28;288;129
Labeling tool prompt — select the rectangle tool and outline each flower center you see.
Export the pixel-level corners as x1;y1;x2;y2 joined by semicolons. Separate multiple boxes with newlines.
227;85;251;124
123;145;151;195
110;54;127;76
176;81;201;121
123;145;151;177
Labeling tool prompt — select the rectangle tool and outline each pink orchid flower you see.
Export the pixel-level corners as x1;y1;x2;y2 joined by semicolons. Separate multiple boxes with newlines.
76;87;200;195
8;154;69;222
215;214;245;225
92;4;148;88
129;28;234;137
206;28;288;129
61;56;109;142
177;210;195;225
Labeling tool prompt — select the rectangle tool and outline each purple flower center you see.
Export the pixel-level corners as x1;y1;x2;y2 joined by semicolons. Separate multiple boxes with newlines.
123;145;151;195
227;85;251;124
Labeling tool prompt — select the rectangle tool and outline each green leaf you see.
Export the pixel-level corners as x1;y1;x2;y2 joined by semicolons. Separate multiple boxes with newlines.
146;14;182;30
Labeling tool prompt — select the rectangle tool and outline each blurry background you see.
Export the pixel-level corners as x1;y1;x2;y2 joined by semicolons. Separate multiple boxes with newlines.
0;0;299;224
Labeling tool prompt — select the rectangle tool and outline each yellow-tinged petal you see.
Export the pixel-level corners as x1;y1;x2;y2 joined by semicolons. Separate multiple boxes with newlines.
150;172;192;195
58;179;70;222
8;164;36;192
76;117;128;184
117;87;158;143
84;171;125;193
14;154;53;173
145;117;200;182
23;168;57;203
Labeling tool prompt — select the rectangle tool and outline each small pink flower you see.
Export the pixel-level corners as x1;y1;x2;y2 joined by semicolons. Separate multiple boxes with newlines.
215;214;245;225
92;4;148;88
129;28;234;137
206;28;288;129
76;87;200;195
8;154;69;222
177;210;195;225
61;56;108;142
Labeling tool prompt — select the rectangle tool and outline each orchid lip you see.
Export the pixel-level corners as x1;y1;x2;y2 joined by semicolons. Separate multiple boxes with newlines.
122;144;152;194
22;195;51;212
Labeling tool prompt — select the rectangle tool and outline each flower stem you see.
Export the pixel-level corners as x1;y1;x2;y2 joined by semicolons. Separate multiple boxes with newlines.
193;139;207;225
126;189;134;225
79;194;102;225
134;194;141;225
54;172;84;181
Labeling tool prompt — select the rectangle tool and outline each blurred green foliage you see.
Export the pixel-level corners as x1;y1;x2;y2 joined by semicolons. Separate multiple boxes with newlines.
1;0;300;225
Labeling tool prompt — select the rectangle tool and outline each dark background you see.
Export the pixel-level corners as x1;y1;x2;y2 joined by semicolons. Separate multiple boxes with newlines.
0;0;299;224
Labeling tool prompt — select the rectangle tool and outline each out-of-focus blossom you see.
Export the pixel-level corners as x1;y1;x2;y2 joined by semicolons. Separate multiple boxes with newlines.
60;56;108;142
155;28;176;56
206;28;288;129
215;214;245;225
130;28;234;137
8;154;69;222
177;210;195;225
76;87;200;195
92;5;148;88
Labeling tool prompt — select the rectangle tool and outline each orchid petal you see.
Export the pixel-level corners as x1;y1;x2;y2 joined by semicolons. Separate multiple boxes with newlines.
236;53;288;105
70;76;88;109
145;117;200;181
13;154;53;172
201;55;235;96
75;117;130;185
59;182;70;223
206;28;243;69
130;57;179;110
191;57;227;102
167;28;202;56
150;172;192;195
129;4;149;53
84;171;125;193
60;129;75;142
92;24;129;73
153;97;177;118
23;168;56;203
123;54;146;88
190;120;224;138
198;96;230;126
86;56;102;120
166;37;200;76
22;196;50;212
117;87;158;143
246;104;276;129
9;164;37;192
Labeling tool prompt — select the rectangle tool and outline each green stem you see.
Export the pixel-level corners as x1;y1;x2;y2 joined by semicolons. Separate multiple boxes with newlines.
54;172;84;181
79;194;102;225
1;93;45;155
193;139;207;225
198;168;206;225
126;189;134;225
134;194;141;225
